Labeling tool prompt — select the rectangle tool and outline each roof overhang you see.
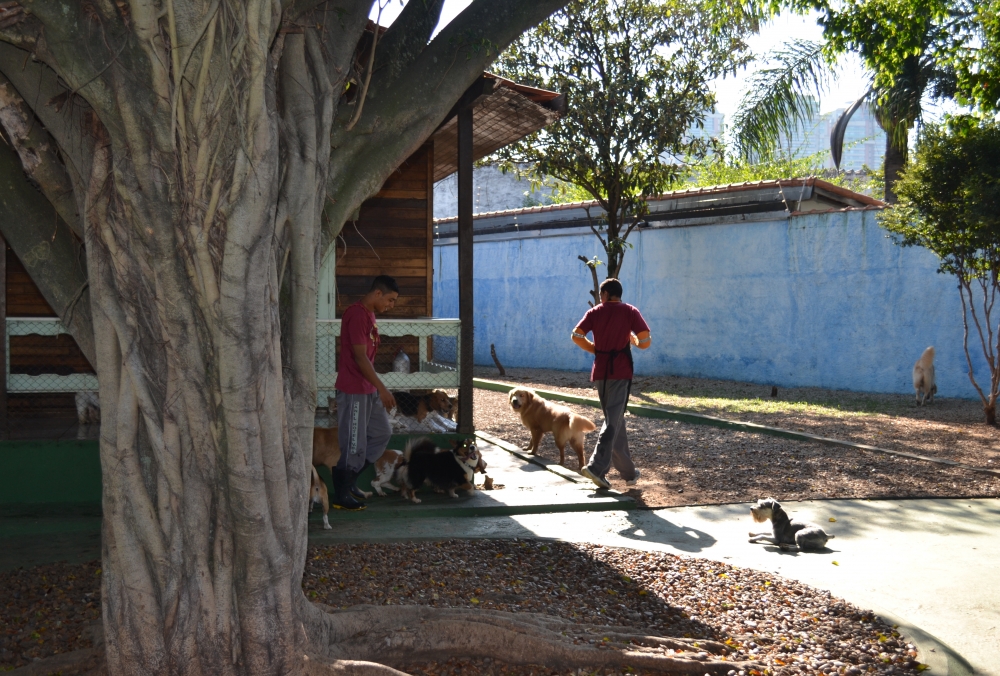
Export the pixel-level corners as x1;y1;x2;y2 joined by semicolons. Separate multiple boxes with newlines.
431;73;565;182
433;178;886;239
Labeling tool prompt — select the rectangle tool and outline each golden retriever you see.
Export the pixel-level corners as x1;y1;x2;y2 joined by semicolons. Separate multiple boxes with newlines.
508;388;596;469
913;346;937;405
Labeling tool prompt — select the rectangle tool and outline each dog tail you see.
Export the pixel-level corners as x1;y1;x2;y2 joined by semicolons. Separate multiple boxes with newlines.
571;414;597;433
403;437;437;462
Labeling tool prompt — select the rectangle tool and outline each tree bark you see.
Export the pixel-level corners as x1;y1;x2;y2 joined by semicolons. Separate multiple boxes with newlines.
0;2;752;675
0;139;94;365
883;136;907;204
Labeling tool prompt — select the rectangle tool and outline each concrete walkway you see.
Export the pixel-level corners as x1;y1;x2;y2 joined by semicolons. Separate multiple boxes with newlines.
317;498;998;676
2;435;995;674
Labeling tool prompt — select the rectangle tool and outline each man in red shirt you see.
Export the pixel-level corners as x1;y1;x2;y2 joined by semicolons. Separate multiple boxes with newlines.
571;278;651;490
333;275;399;511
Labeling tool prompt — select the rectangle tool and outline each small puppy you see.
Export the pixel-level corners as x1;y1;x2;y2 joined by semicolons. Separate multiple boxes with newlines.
913;346;937;405
309;466;332;530
396;437;480;504
370;448;405;496
508;388;596;469
748;498;834;551
392;390;454;422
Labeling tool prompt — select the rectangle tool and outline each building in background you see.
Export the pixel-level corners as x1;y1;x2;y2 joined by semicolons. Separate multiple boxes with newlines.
781;97;885;170
686;111;726;144
434;113;730;219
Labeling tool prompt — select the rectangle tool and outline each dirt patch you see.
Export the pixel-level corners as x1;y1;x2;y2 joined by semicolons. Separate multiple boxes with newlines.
2;542;926;675
473;368;1000;508
310;540;923;675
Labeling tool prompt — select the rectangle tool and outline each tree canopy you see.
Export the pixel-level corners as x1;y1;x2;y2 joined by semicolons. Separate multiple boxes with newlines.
491;0;754;285
880;117;1000;423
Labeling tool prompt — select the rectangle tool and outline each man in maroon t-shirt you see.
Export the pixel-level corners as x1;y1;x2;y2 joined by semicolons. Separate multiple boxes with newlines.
332;275;399;510
572;278;651;490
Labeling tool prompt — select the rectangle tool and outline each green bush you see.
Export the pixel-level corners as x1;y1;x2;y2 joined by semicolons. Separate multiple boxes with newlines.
880;116;1000;423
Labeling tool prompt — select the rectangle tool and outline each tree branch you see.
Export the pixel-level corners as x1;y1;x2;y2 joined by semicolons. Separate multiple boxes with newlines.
0;70;80;234
375;0;446;83
0;138;94;366
0;43;97;189
323;0;569;245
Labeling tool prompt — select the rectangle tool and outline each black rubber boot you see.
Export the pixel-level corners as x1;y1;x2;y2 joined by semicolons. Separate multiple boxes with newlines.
350;462;373;501
331;468;366;511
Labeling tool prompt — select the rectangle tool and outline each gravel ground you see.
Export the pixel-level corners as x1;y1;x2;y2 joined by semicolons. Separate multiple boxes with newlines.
475;366;1000;469
305;539;921;675
473;369;1000;508
0;560;102;668
2;542;924;675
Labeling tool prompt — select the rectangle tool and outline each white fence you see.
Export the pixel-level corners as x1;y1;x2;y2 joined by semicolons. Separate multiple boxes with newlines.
5;318;98;393
316;318;460;406
5;317;460;407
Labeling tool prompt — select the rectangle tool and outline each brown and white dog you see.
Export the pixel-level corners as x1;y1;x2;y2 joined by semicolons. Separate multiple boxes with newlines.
508;388;596;470
370;448;405;496
314;425;408;498
309;466;332;529
392;390;454;422
312;426;374;499
913;346;937;405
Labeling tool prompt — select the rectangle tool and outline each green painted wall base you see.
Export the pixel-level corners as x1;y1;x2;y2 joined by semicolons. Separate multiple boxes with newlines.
0;440;102;516
0;434;475;516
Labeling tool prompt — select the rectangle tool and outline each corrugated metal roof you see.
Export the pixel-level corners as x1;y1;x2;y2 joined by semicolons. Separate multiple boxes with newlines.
433;177;883;225
432;177;886;240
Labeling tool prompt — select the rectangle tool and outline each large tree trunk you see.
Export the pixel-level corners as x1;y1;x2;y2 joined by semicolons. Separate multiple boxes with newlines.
0;2;748;675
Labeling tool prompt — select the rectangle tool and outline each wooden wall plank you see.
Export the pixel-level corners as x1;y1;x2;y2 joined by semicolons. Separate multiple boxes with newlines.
6;248;56;317
337;142;434;321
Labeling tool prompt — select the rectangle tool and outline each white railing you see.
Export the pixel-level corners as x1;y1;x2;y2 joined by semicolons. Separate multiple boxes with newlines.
316;318;460;406
5;318;99;393
4;317;462;406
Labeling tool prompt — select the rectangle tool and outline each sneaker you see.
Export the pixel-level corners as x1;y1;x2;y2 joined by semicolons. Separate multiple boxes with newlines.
625;469;641;486
580;466;611;490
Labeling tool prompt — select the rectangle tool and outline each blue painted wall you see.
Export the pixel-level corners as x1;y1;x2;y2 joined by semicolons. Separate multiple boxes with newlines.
433;209;989;399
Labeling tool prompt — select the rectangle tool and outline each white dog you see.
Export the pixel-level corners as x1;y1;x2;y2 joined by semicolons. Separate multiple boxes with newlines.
913;346;936;405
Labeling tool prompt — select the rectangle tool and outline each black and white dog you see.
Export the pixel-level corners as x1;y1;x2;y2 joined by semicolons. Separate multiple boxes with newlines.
748;498;834;551
396;437;480;504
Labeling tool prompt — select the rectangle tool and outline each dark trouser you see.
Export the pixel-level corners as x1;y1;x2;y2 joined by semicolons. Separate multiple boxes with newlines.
335;391;392;472
587;378;637;481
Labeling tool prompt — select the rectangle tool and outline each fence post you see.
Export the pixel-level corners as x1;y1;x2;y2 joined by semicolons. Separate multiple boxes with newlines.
457;106;474;434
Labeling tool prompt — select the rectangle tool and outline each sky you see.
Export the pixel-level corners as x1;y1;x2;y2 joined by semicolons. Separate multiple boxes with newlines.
370;0;875;120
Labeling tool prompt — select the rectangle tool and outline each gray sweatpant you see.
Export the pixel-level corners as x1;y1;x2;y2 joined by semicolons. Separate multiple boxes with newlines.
587;378;637;481
335;390;392;472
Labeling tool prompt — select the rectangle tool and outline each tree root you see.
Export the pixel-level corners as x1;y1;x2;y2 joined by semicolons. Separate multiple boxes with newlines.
7;647;104;676
306;657;411;676
308;604;758;674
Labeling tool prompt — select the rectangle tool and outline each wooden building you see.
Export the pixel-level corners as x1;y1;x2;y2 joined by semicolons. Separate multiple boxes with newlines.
326;74;564;402
1;73;565;435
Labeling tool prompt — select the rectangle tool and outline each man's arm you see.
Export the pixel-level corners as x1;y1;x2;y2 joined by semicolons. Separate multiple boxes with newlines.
630;330;651;350
352;343;397;411
571;324;595;354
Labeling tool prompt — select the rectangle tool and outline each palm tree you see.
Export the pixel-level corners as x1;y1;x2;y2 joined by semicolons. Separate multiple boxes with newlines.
729;31;954;203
